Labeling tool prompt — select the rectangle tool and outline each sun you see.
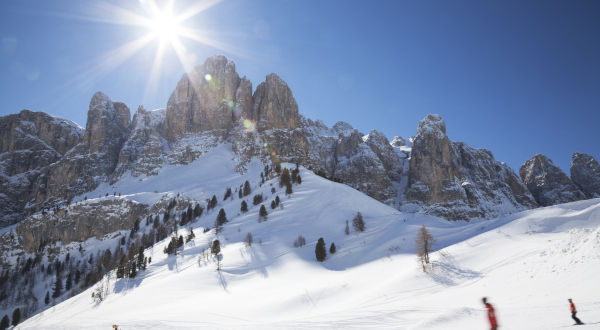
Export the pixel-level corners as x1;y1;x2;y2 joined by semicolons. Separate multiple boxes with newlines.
151;12;179;41
55;0;247;106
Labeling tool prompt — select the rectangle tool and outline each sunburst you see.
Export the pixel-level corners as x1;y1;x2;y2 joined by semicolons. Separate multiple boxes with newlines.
50;0;243;109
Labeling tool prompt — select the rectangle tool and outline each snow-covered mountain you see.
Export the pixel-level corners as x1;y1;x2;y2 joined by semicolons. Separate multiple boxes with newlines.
11;164;600;329
1;55;600;327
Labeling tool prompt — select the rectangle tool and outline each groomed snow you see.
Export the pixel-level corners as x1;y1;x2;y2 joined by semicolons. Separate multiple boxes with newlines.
18;148;600;329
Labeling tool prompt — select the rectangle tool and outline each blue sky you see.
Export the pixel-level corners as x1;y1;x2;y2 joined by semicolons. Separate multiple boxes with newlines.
0;0;598;174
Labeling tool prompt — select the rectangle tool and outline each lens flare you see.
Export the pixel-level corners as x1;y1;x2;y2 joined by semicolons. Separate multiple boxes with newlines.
205;74;212;81
243;119;257;132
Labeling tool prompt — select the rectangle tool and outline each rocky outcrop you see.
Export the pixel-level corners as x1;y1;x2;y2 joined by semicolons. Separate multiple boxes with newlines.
520;154;587;207
30;92;130;212
165;55;242;141
251;73;301;131
0;110;83;226
299;117;400;204
402;114;537;220
16;198;147;253
570;152;600;198
112;106;166;183
390;136;406;147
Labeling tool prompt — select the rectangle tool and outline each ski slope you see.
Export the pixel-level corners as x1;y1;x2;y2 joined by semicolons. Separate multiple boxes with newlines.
19;146;600;329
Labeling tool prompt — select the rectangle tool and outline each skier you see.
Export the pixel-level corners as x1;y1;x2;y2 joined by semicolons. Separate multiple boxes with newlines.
482;297;498;330
568;299;584;325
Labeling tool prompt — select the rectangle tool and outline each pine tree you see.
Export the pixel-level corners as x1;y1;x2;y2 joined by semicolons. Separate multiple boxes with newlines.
0;315;8;330
238;189;243;199
243;181;251;196
194;204;203;218
280;168;290;188
275;195;280;206
186;227;195;243
44;291;50;305
137;246;145;270
275;163;281;174
352;212;365;232
330;242;336;254
65;272;73;290
296;175;302;184
345;219;350;235
415;224;436;272
259;205;268;221
116;256;125;279
223;187;232;201
75;269;81;284
271;200;276;209
215;208;228;227
211;195;218;209
11;309;20;327
177;235;184;248
241;200;248;213
52;275;63;298
315;238;327;262
211;240;221;256
286;182;293;195
130;261;137;278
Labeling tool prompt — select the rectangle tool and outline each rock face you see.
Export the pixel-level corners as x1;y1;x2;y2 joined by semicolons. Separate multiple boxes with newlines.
300;117;402;204
402;114;537;220
112;106;166;183
30;92;130;210
0;55;569;227
570;152;600;198
520;154;587;207
16;198;147;253
251;73;301;131
0;110;83;226
165;55;242;141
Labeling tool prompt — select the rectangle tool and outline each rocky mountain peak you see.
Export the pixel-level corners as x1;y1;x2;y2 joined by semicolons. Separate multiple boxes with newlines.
165;55;242;141
390;136;406;147
83;92;130;154
520;154;586;207
570;152;600;199
251;73;300;131
332;121;353;133
403;114;537;220
417;113;446;138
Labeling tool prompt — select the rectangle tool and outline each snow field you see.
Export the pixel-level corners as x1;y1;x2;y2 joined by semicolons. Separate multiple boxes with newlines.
18;146;600;329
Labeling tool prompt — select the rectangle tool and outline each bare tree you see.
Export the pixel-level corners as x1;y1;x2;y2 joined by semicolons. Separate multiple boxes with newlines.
244;232;253;247
415;224;436;272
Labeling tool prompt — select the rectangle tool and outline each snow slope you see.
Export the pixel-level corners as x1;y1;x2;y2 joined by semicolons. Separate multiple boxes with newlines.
18;150;600;329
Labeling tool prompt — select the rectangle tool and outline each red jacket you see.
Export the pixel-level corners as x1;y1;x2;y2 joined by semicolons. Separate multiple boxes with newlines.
486;303;498;327
570;302;577;313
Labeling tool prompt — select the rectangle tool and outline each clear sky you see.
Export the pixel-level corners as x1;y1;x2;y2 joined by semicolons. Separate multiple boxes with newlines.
1;0;598;175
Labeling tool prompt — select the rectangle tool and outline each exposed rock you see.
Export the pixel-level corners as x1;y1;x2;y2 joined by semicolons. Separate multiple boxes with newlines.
112;106;166;183
0;110;83;226
403;114;537;220
520;154;587;206
300;118;399;204
165;55;241;141
251;73;301;131
364;130;403;182
570;152;600;198
16;198;147;253
390;136;406;147
31;92;130;212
